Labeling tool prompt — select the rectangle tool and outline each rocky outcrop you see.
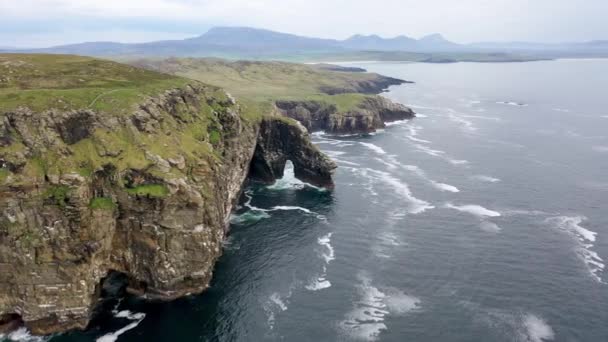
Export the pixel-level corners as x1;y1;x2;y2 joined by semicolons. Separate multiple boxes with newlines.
249;119;336;188
318;76;413;95
275;95;416;135
0;85;335;335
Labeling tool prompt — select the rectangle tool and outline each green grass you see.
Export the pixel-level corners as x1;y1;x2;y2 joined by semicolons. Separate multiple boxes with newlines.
0;168;9;183
125;184;169;198
44;185;70;207
0;54;192;114
208;129;221;145
130;58;387;102
89;197;116;210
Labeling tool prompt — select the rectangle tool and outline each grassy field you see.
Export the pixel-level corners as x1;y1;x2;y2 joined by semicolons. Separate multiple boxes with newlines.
0;54;192;114
0;54;249;189
129;58;396;112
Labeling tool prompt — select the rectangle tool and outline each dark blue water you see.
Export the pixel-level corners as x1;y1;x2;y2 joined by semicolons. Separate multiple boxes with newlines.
9;59;608;342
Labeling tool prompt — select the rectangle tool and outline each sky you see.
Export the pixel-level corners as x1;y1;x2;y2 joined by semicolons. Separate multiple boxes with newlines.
1;0;607;48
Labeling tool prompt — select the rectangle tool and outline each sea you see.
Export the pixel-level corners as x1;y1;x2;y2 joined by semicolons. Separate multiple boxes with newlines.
4;58;608;342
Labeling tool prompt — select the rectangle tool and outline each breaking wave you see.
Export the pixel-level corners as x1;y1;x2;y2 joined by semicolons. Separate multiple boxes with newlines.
306;233;335;291
96;310;146;342
340;273;420;341
266;161;326;191
545;216;604;283
0;328;46;342
522;314;555;342
471;175;501;183
497;101;528;107
368;169;434;214
445;203;501;217
360;142;388;155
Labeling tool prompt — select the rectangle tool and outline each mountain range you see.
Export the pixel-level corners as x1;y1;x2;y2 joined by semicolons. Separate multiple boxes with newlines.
4;26;608;59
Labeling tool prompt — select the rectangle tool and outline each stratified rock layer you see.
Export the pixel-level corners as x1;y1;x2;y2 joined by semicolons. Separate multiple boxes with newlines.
275;95;416;134
0;85;334;335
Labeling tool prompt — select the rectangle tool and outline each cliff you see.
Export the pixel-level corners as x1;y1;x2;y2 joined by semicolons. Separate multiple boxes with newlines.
128;58;416;135
275;95;416;134
0;54;335;335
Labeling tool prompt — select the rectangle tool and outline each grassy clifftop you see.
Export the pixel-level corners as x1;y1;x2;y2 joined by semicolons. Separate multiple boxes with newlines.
129;58;403;112
0;54;254;189
0;54;193;114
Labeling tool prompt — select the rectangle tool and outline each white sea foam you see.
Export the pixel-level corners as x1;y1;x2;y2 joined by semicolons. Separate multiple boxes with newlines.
360;142;387;155
306;233;335;291
333;158;361;166
404;125;432;144
413;143;445;157
479;221;502;233
545;216;604;282
305;277;332;291
449;159;470;165
266;161;325;191
592;145;608;153
497;101;528;107
445;203;501;217
415;113;429;118
97;311;146;342
340;273;420;341
552;108;570;113
384;119;409;127
269;293;288;311
318;233;335;263
368;169;434;214
471;175;501;183
448;111;477;131
229;210;271;225
263;284;296;330
431;182;460;193
1;328;46;342
522;314;555;342
324;150;347;157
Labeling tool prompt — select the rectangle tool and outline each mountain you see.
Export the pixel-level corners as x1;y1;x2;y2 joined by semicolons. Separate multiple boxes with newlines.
342;34;418;51
9;26;608;59
17;27;465;57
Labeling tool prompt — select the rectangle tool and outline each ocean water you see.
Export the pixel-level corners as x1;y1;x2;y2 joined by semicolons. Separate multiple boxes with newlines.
7;59;608;342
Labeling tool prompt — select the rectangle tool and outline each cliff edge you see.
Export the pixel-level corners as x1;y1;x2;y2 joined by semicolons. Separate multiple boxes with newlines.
0;54;335;335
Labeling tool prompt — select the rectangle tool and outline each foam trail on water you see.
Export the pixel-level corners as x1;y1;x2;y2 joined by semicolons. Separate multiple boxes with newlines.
447;110;477;131
404;124;432;144
496;101;528;107
479;221;502;233
340;273;420;341
360;142;387;155
229;210;270;225
522;314;555;342
97;311;146;342
263;283;296;330
307;233;335;291
367;168;434;214
545;216;605;283
384;119;409;127
471;175;501;183
398;164;460;193
445;203;501;217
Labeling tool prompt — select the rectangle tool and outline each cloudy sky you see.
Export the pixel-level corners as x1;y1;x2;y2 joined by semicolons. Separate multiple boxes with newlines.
1;0;606;48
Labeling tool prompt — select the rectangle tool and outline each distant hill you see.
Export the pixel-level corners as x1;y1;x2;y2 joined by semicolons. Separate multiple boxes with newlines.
8;26;608;59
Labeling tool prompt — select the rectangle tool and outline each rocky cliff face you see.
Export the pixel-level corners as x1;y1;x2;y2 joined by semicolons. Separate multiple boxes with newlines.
0;85;334;335
275;95;416;135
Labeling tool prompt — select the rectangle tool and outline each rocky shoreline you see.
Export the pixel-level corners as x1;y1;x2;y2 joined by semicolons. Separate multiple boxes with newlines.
0;55;412;336
0;84;335;336
276;95;416;135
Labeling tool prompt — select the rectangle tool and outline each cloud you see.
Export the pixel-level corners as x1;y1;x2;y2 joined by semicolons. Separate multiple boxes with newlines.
1;0;607;48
